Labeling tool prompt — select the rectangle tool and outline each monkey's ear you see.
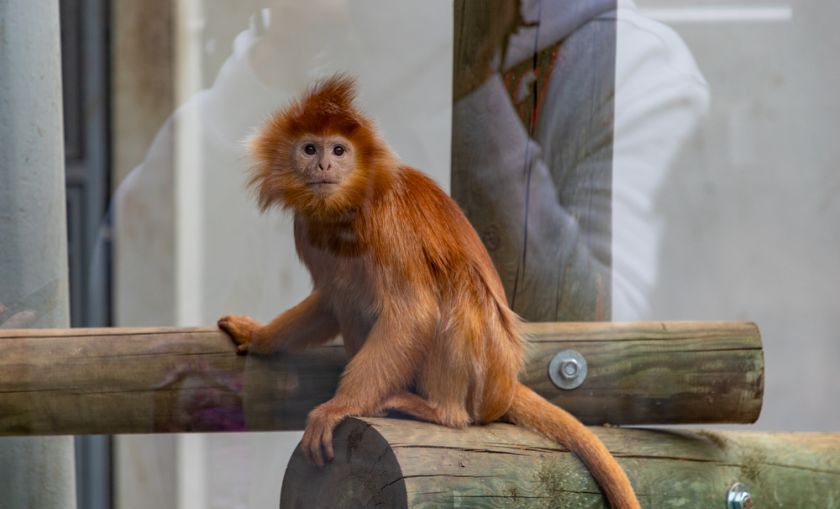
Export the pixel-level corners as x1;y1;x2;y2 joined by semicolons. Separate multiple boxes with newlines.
243;128;263;161
245;110;296;172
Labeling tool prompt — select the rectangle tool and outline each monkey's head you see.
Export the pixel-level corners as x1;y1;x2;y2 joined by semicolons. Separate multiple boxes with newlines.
248;74;395;218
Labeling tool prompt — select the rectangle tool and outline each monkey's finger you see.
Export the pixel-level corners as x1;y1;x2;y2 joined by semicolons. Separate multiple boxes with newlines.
301;429;314;464
302;444;313;465
309;434;325;468
218;315;240;330
236;343;250;355
322;428;335;462
302;426;325;467
217;318;235;338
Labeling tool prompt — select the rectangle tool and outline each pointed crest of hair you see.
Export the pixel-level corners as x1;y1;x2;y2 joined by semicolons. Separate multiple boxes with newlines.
303;73;357;115
281;73;366;137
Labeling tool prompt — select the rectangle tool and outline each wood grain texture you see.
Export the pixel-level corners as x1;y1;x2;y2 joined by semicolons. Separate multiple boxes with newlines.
523;321;763;424
281;416;840;509
0;321;761;435
452;0;617;322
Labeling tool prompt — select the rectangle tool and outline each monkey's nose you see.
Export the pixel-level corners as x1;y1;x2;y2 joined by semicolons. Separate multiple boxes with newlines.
318;162;331;171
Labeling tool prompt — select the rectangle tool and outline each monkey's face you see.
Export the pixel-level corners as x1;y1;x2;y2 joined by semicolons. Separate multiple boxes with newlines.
292;135;356;196
248;74;395;217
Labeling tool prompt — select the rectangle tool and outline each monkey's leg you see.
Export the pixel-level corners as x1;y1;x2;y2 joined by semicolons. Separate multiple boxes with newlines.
301;308;427;466
410;308;477;429
377;392;450;425
218;290;339;354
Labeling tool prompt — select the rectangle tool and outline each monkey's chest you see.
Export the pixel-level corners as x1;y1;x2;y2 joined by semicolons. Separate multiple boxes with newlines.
297;241;379;354
314;261;380;355
295;218;383;350
298;236;379;302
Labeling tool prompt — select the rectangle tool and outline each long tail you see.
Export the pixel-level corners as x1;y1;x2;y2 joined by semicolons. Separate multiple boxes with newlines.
505;383;641;509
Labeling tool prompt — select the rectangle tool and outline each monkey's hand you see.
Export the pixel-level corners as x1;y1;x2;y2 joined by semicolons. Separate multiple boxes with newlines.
217;315;263;355
301;399;354;467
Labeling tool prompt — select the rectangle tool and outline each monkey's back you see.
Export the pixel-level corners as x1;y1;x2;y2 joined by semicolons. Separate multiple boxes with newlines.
370;167;527;422
373;168;505;295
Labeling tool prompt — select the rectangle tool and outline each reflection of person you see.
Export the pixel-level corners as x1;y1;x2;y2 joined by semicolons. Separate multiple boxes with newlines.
110;0;708;504
453;0;709;322
111;3;451;507
115;1;452;327
0;303;36;328
0;280;61;328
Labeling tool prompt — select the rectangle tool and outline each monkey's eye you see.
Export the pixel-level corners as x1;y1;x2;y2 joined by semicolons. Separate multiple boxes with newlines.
303;144;317;155
332;145;345;156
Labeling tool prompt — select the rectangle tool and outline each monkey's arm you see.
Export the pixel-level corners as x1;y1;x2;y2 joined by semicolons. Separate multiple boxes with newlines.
218;289;339;354
300;299;427;466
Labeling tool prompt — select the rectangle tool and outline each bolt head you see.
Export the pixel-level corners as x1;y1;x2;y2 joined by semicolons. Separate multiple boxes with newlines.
560;359;579;378
548;350;588;390
726;483;752;509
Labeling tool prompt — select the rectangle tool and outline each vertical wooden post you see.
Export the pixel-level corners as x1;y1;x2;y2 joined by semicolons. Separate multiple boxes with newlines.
451;1;617;321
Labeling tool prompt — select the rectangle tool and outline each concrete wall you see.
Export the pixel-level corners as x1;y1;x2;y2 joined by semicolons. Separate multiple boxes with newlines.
0;1;77;507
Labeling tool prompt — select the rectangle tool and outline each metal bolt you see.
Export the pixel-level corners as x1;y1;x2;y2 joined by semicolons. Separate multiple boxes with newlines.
561;359;579;378
548;350;587;390
726;483;752;509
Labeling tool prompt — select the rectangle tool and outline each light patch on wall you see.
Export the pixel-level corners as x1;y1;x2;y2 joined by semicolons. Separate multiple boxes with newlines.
640;5;793;23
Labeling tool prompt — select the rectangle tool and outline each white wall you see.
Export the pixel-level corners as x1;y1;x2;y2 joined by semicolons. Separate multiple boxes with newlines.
636;1;840;431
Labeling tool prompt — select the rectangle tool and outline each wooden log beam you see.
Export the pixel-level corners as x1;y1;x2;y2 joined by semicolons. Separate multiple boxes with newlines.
280;417;840;508
0;321;762;435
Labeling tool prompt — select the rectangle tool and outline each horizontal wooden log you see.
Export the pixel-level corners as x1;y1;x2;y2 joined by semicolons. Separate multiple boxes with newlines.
0;321;761;435
281;417;840;508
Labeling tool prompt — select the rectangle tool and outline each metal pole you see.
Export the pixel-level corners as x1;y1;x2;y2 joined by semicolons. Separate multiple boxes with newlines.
0;1;78;507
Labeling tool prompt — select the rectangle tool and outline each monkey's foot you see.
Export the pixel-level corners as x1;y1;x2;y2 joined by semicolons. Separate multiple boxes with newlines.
217;315;262;354
302;401;353;467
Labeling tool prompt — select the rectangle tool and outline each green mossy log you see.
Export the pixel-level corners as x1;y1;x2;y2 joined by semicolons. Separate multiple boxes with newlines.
281;417;840;508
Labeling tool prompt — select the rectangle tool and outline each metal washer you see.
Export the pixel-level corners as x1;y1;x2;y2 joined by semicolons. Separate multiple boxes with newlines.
548;349;588;390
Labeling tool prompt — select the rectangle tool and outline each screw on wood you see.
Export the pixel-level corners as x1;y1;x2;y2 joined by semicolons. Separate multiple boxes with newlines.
726;482;753;509
548;349;587;390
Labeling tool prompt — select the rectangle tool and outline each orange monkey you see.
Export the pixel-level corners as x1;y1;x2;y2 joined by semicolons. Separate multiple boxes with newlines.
218;75;639;509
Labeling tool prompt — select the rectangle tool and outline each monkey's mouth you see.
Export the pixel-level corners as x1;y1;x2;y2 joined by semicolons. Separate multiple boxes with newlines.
307;180;340;187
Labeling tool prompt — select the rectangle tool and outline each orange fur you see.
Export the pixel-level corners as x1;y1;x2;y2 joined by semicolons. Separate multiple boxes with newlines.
218;74;639;509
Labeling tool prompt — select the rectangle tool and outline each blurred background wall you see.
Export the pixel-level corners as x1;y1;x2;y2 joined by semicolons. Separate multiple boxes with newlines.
635;1;840;431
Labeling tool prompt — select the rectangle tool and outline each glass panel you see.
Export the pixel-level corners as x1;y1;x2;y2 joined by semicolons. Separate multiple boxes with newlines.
1;0;838;507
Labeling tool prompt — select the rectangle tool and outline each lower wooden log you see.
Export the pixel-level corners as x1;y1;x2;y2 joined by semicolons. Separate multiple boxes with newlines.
280;417;840;508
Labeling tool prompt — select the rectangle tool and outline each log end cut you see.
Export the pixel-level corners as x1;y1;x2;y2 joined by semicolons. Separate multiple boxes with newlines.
280;418;407;509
